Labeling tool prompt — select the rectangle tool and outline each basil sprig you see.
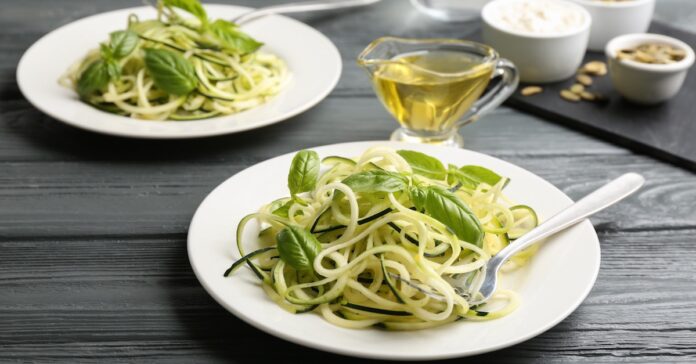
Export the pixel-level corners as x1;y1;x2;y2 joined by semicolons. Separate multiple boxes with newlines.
423;186;484;246
448;164;505;189
288;150;320;197
77;60;113;97
77;30;139;97
459;165;504;186
409;186;428;212
208;19;263;54
109;30;139;59
160;0;261;54
144;48;198;95
276;225;322;273
162;0;208;26
447;165;477;190
342;170;407;193
271;199;293;218
397;150;446;180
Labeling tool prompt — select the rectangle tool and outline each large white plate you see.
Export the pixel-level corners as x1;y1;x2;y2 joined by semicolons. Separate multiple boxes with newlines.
17;5;341;139
188;141;600;360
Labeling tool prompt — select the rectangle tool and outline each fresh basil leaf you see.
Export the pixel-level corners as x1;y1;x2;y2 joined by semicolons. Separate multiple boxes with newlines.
409;186;427;211
99;43;114;60
276;225;322;273
109;30;139;59
447;164;478;190
77;60;111;97
288;150;320;196
105;59;121;81
162;0;208;26
144;48;198;95
342;170;407;193
424;186;483;246
271;199;293;218
208;19;263;54
397;150;446;180
459;165;504;187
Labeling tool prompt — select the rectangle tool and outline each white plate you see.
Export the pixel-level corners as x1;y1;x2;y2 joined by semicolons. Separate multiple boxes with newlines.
17;5;341;139
188;141;600;360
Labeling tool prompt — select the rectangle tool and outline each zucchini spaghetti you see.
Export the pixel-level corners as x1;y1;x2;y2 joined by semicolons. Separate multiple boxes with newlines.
60;0;287;121
225;147;538;330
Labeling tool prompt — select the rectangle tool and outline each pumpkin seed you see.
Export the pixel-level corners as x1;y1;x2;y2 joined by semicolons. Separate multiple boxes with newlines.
617;42;687;64
580;91;596;101
576;74;593;86
581;61;607;76
560;89;580;102
520;86;543;96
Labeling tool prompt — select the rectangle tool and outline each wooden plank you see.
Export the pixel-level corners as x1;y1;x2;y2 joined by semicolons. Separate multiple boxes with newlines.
1;152;694;239
1;229;694;362
0;99;627;162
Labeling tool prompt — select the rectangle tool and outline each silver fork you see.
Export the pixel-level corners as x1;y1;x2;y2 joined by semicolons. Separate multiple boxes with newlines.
231;0;382;25
450;172;645;305
390;173;644;304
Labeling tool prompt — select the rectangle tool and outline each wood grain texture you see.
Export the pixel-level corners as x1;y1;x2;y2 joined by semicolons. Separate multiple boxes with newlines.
1;230;695;363
1;153;694;239
1;0;696;363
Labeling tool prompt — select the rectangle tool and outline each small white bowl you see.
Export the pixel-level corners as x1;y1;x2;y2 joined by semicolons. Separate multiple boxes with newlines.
605;33;694;104
481;0;591;83
571;0;655;52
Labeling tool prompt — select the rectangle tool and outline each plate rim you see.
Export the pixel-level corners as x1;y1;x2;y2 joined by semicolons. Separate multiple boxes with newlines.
16;4;342;139
187;141;601;360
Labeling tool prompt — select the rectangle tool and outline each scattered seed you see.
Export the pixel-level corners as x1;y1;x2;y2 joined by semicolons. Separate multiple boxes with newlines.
570;84;585;94
580;91;596;101
557;62;612;104
521;86;543;96
581;61;607;76
576;74;593;86
560;89;581;102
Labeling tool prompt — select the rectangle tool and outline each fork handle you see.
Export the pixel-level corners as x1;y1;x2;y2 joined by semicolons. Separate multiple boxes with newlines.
488;173;645;271
232;0;381;25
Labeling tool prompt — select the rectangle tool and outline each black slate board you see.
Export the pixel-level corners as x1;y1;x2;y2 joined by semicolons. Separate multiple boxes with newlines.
500;22;696;172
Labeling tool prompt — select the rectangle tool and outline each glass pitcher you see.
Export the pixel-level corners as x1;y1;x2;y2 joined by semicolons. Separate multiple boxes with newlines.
358;37;518;147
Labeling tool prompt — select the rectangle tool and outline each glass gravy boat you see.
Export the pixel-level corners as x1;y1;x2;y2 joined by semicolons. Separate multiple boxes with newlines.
358;37;518;146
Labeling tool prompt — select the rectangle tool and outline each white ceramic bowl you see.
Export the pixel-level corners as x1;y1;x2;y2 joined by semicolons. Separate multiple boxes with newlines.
481;0;591;83
605;33;694;104
410;0;492;22
571;0;655;52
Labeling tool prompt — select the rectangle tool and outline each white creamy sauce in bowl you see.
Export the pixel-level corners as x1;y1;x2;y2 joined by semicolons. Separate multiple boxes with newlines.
492;0;587;35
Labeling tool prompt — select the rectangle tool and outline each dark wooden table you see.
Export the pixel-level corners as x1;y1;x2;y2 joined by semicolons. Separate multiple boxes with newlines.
2;0;695;362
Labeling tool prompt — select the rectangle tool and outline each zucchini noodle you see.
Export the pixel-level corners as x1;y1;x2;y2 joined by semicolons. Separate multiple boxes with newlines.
59;1;287;121
225;147;539;330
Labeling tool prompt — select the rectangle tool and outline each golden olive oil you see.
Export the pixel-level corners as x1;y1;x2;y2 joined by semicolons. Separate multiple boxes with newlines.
371;50;493;133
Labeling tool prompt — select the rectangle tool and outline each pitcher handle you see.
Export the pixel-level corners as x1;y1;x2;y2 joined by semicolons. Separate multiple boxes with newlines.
456;58;519;128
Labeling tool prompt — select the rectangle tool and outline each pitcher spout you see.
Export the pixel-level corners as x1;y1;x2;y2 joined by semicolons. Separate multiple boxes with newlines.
356;37;400;75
